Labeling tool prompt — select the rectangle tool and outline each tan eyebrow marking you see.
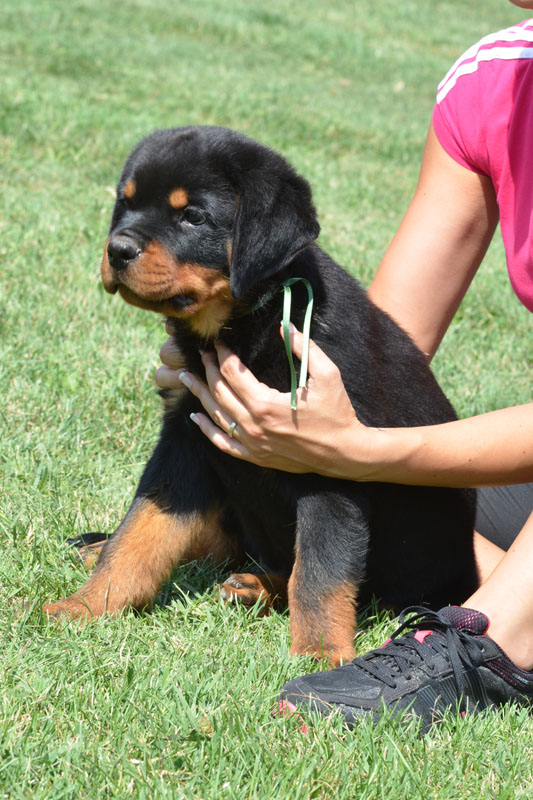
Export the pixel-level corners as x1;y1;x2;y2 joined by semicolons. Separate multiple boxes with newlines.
123;179;136;199
168;188;189;209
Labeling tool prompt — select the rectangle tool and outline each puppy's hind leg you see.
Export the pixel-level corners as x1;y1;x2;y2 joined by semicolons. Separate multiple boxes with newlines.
219;571;288;614
288;488;370;667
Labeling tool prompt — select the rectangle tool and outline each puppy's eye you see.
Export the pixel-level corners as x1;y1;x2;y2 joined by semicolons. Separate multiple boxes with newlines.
182;208;207;226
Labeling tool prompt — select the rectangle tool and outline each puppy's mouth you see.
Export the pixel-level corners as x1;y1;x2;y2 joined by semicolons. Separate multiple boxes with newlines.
116;284;197;315
101;237;235;335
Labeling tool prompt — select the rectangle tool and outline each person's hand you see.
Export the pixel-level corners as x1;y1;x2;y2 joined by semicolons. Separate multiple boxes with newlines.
154;324;188;408
170;324;378;479
154;324;187;388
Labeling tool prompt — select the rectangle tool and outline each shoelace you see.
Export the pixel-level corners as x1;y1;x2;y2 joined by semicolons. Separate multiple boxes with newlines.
355;607;486;699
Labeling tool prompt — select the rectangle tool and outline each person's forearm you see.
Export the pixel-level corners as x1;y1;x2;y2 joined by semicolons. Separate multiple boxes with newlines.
350;403;533;488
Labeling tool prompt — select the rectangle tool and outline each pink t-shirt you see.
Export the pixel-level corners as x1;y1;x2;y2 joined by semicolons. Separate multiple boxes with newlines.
433;19;533;313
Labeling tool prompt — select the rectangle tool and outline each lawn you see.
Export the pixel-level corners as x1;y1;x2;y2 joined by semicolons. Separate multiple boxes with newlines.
1;0;532;797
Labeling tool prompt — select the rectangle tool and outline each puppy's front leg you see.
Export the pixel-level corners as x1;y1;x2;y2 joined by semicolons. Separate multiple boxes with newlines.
288;489;370;666
43;497;233;620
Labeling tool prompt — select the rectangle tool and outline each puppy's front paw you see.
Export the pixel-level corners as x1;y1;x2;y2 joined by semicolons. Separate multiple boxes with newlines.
42;595;96;621
289;636;356;668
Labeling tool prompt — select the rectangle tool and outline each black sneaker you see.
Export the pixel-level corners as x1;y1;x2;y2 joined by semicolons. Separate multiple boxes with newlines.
280;606;533;732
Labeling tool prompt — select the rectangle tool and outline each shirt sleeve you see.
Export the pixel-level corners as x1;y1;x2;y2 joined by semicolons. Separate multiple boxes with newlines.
432;63;488;176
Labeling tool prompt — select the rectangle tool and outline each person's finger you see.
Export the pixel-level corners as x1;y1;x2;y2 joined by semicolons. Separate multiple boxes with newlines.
179;371;235;434
281;324;341;382
214;341;284;406
201;349;257;420
159;337;186;370
189;412;251;459
154;364;185;390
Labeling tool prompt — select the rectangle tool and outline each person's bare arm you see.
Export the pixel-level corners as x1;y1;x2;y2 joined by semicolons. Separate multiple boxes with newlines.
158;123;531;488
340;403;533;487
181;337;533;487
369;123;499;359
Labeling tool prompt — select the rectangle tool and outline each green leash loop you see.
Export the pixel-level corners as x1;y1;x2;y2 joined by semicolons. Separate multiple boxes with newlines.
281;277;314;410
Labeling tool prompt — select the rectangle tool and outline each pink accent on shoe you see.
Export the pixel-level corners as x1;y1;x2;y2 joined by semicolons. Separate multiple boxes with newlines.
380;637;392;649
472;612;490;636
452;605;490;635
279;700;297;714
278;700;309;734
414;630;433;644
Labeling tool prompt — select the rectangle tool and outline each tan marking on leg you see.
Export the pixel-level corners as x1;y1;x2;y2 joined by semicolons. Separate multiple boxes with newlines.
219;572;288;615
288;556;357;667
168;188;189;210
124;179;136;200
43;499;237;621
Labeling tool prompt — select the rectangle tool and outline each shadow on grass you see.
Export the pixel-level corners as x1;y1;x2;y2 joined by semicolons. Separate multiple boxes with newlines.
155;556;242;609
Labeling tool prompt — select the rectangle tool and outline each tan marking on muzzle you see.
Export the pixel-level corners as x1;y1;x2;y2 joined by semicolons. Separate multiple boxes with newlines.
115;241;181;300
100;237;118;294
103;238;235;338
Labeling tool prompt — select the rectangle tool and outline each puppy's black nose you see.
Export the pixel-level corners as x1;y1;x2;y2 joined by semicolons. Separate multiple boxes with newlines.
107;235;141;270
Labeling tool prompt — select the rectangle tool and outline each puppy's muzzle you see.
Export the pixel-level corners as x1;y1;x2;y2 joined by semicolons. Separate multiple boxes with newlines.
107;234;142;271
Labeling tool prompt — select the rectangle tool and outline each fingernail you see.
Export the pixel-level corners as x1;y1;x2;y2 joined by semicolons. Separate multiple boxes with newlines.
179;371;192;388
190;412;200;425
289;322;296;334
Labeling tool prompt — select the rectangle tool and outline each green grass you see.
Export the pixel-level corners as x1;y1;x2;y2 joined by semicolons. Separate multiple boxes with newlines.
1;0;532;797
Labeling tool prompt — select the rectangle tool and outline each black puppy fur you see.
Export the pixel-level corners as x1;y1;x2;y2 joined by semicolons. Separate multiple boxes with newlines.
43;127;477;664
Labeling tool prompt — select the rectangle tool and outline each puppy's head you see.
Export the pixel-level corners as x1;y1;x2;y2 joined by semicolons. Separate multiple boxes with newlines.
101;126;320;338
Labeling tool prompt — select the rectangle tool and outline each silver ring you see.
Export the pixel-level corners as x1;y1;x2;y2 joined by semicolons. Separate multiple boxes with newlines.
227;421;238;438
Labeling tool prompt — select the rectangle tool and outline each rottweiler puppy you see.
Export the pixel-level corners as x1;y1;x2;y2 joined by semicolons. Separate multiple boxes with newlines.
43;126;478;665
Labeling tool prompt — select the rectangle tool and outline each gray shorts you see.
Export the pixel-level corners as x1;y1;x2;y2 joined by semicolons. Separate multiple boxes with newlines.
476;483;533;550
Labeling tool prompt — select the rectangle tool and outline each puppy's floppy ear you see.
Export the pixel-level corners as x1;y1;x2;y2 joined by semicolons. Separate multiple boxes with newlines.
229;161;320;301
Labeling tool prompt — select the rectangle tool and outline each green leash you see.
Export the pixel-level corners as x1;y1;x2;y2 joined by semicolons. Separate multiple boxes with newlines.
281;278;314;410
